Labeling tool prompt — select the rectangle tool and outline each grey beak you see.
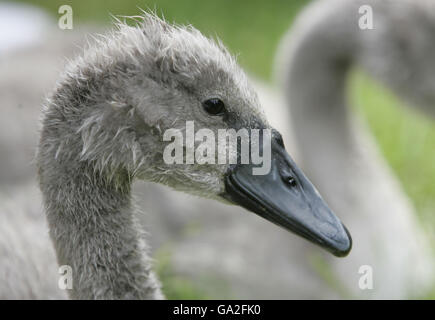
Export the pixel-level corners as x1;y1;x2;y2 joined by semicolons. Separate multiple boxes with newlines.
222;131;352;257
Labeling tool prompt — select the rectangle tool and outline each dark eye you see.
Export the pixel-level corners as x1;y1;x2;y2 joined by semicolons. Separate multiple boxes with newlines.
202;98;226;115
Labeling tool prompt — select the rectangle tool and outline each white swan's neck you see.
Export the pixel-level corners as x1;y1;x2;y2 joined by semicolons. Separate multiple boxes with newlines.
279;0;372;195
285;48;356;194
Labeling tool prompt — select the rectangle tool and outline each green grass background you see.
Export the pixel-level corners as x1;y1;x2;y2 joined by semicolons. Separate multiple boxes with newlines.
16;0;435;298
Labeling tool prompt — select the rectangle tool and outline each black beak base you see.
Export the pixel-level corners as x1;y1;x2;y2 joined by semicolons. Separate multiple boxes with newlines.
222;134;352;257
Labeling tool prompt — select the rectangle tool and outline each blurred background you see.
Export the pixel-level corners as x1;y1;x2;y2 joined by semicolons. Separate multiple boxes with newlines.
1;0;434;299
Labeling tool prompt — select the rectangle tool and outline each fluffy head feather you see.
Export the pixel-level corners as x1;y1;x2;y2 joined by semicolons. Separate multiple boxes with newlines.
39;13;268;199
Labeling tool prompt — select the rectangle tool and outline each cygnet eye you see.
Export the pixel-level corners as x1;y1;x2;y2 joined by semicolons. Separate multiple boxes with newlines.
202;98;226;115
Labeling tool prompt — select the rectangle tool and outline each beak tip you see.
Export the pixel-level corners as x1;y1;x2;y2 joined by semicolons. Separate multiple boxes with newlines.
331;225;352;257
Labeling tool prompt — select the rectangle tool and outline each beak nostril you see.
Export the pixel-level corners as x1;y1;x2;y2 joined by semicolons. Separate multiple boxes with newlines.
283;176;297;187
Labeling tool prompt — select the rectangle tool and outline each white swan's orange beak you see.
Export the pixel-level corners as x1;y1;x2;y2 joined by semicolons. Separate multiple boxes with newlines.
222;131;352;257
